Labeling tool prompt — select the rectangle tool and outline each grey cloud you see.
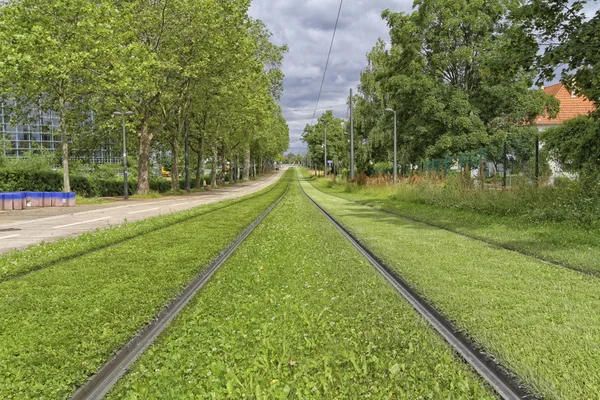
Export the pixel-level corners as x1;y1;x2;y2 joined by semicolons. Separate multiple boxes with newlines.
249;0;413;154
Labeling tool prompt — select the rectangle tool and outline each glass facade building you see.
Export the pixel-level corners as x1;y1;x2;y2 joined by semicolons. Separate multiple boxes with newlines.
0;101;120;164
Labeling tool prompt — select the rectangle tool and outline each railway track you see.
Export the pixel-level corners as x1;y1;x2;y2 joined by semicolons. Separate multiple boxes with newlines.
1;177;286;284
70;180;291;400
304;177;592;279
299;176;535;400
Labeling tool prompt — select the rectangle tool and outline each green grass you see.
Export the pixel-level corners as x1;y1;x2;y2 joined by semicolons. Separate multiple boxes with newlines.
75;196;114;205
108;174;493;399
0;178;285;283
301;177;600;400
0;172;291;399
307;174;600;276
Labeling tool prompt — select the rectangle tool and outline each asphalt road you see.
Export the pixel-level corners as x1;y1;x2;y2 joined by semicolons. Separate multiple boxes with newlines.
0;170;284;254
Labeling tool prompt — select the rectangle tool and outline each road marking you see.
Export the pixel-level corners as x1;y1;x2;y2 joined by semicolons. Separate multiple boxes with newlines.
0;234;20;240
54;217;113;229
127;208;160;215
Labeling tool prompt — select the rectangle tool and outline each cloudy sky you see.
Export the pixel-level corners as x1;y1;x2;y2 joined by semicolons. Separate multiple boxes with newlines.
249;0;412;154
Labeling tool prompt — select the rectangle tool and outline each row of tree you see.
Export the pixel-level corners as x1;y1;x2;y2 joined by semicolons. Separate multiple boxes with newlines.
0;0;289;193
303;0;599;180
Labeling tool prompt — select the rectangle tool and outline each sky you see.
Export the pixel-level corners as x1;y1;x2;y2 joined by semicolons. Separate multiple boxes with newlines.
248;1;600;155
248;0;412;155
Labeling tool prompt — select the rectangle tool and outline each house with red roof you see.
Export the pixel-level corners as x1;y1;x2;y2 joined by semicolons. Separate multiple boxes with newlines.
535;83;596;130
535;83;596;182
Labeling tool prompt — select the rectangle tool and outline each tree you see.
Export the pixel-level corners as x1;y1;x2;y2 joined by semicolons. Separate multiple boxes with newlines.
0;0;123;191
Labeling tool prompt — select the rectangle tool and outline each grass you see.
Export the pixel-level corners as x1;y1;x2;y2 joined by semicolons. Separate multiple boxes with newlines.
301;177;600;400
0;171;291;399
129;191;162;199
74;196;114;205
308;174;600;276
107;174;493;399
0;178;284;283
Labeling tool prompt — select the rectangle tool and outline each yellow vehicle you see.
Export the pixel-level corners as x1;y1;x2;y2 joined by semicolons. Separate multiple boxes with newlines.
161;166;171;178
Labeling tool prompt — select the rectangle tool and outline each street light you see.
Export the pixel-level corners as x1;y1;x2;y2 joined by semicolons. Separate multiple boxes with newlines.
113;111;134;200
384;108;397;185
323;127;327;178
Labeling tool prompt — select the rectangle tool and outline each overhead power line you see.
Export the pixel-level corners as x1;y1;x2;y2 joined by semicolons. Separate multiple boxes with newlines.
311;0;344;125
283;103;347;113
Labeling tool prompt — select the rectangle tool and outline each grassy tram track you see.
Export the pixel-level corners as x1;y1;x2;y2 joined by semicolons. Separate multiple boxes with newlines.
107;174;495;399
306;175;600;277
0;175;283;283
300;176;600;399
0;171;291;399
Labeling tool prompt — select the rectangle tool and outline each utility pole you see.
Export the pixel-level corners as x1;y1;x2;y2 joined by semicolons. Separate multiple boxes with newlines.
384;108;397;184
350;88;355;180
503;141;508;188
535;136;539;186
324;127;327;178
113;111;134;199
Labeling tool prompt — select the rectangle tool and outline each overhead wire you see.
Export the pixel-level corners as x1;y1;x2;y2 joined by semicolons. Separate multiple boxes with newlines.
310;0;345;125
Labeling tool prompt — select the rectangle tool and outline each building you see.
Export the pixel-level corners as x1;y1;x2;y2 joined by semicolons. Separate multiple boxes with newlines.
1;100;119;163
535;83;596;182
535;83;596;129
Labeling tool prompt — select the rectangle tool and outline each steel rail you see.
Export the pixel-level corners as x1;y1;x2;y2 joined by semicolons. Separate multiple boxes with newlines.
299;177;535;400
305;177;591;279
2;175;286;285
70;180;291;400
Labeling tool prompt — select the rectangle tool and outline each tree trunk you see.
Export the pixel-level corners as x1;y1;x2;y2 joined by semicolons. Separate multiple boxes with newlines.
171;130;180;191
195;134;204;188
211;146;217;186
243;146;250;180
220;144;227;185
136;114;152;194
253;159;257;177
58;97;70;192
229;152;234;183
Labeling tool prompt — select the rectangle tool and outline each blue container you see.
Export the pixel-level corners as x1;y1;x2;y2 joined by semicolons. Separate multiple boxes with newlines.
66;192;76;207
12;192;24;210
42;192;52;207
51;192;62;207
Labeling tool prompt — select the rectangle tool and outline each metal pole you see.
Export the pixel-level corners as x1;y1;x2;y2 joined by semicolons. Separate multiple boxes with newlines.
324;127;327;178
122;114;128;200
535;136;539;186
350;88;355;180
393;111;397;185
184;117;190;192
503;141;507;188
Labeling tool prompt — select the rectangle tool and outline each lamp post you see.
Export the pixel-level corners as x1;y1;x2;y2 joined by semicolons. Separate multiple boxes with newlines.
113;111;134;199
323;127;327;178
384;108;397;185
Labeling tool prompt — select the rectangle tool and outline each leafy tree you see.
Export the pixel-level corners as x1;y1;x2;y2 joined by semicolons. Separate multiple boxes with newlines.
0;0;123;191
351;0;557;174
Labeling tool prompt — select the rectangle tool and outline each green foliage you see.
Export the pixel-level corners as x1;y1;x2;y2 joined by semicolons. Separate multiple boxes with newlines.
303;178;600;399
301;110;347;171
543;116;600;177
0;168;171;196
347;0;557;172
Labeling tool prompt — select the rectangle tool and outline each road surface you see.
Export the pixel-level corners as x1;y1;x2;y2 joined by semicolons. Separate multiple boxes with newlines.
0;170;283;253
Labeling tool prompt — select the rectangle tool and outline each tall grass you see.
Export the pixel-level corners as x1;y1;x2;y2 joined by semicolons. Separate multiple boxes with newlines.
334;172;600;228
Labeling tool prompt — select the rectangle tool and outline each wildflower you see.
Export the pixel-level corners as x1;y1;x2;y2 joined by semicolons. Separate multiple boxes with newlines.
289;360;297;366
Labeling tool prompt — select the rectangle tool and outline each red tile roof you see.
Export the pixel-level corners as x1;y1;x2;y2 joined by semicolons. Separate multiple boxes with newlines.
536;83;596;125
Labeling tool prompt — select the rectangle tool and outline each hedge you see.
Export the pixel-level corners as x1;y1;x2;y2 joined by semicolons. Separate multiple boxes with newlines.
0;170;172;197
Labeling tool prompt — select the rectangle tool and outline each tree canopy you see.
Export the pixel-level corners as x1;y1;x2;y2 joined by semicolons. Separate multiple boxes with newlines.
0;0;289;193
